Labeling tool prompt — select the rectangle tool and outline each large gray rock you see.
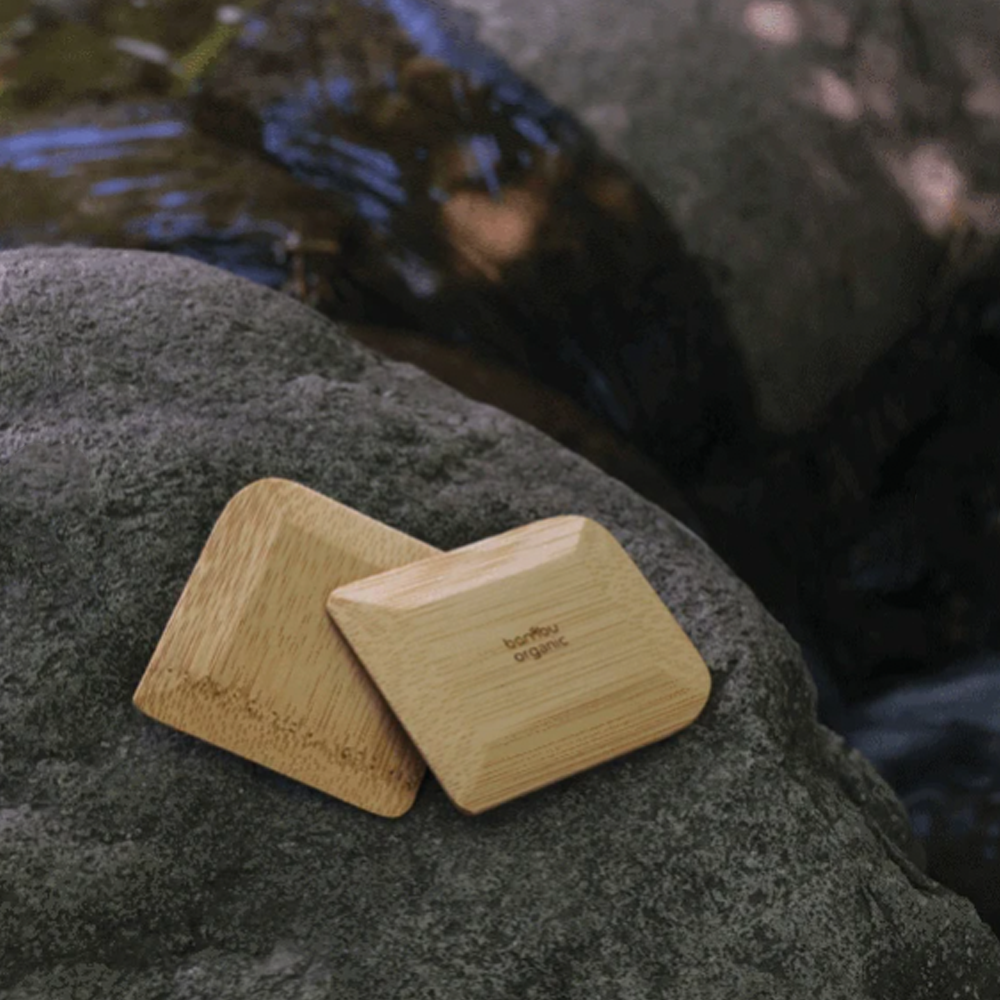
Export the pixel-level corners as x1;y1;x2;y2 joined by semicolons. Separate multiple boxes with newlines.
1;247;997;998
437;0;1000;433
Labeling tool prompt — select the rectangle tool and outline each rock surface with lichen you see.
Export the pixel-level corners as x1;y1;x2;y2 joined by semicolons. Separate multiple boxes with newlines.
1;247;999;999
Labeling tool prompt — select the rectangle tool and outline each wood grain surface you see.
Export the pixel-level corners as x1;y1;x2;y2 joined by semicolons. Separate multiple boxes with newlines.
327;516;711;814
133;478;437;818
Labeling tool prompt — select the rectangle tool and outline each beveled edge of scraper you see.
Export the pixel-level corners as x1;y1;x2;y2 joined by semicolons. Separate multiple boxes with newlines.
328;513;713;815
132;476;435;818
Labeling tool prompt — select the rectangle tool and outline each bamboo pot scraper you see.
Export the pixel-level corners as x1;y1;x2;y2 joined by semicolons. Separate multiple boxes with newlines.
327;516;711;815
132;478;437;818
134;479;711;818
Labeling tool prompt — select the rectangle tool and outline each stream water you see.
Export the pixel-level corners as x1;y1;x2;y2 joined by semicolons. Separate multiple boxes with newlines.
1;0;998;936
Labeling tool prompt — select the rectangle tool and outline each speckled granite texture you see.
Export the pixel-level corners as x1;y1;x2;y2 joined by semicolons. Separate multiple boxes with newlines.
1;248;998;998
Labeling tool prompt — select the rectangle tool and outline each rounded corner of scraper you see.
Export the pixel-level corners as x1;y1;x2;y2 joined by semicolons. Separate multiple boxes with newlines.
578;515;617;542
130;685;148;714
680;658;714;725
228;477;297;506
325;588;351;619
212;478;280;525
694;662;713;709
379;789;421;820
131;681;165;725
444;787;485;817
554;513;598;534
556;515;622;555
215;478;323;537
529;514;609;556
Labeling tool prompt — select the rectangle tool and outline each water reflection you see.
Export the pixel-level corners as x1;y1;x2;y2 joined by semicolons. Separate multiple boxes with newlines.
0;121;185;166
187;0;755;469
845;664;1000;932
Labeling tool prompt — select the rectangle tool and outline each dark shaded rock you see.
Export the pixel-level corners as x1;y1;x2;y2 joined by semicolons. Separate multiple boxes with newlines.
802;251;1000;698
440;0;1000;434
697;244;1000;693
1;247;998;997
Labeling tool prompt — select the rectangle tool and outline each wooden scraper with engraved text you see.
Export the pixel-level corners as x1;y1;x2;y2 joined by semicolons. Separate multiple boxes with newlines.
327;515;711;815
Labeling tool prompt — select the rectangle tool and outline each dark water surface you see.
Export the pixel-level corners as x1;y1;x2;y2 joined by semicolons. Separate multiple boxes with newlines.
2;0;998;936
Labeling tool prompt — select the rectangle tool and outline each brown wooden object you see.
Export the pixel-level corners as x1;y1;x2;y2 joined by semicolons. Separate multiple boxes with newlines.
327;516;711;814
133;478;437;817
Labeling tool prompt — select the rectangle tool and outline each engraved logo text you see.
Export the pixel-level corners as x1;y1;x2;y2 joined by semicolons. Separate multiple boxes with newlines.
502;624;569;663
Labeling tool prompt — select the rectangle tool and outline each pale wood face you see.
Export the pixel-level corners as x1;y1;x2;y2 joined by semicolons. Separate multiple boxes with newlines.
328;516;712;814
133;478;436;818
